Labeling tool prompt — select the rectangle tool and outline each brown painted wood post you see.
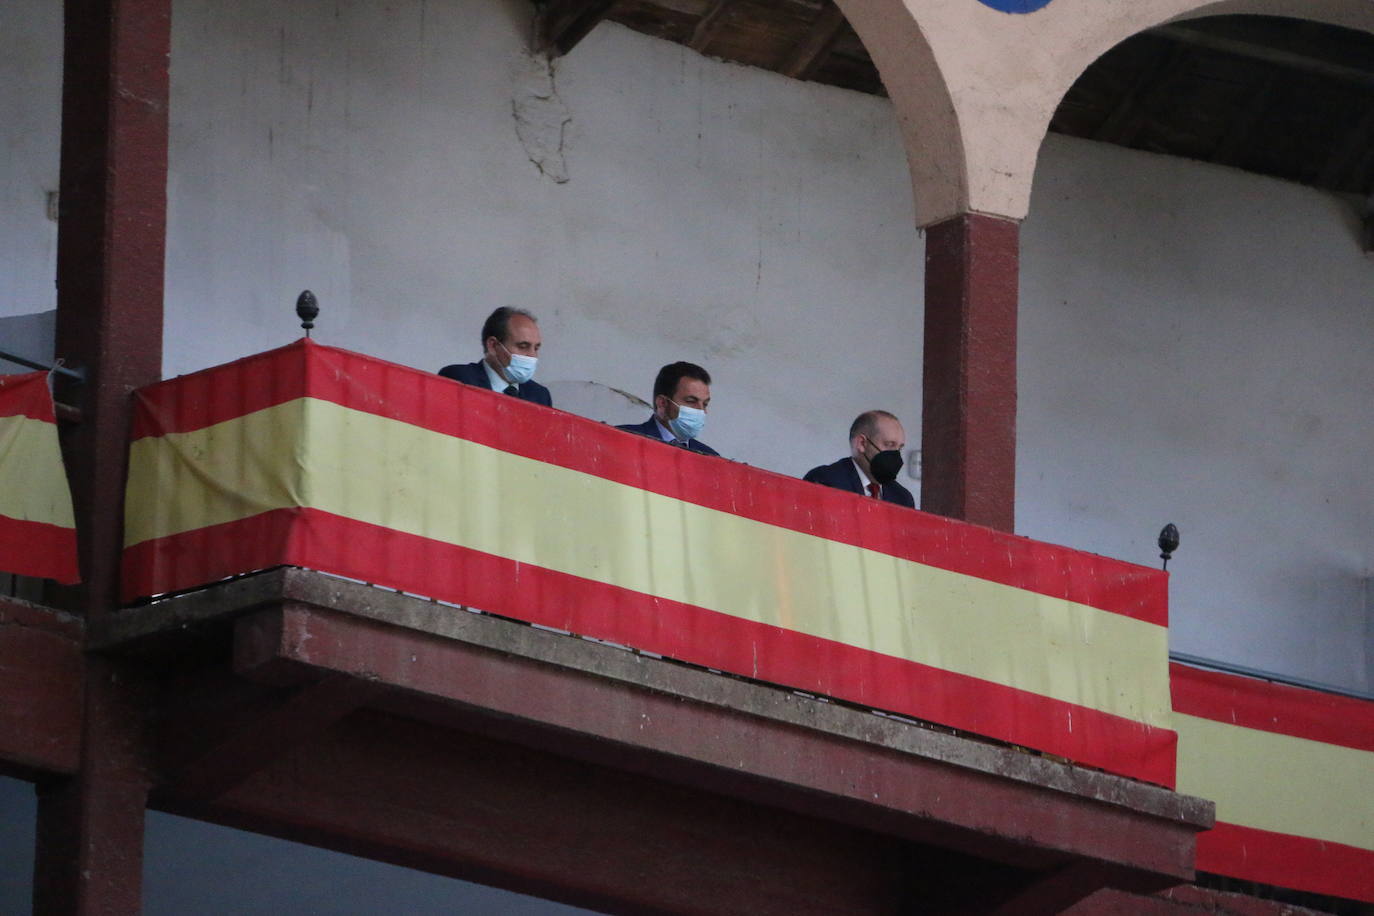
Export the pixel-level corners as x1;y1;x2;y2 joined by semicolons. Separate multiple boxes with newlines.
35;0;171;908
921;213;1019;533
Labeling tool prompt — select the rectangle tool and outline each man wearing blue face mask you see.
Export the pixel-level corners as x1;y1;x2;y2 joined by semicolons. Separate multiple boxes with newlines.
439;307;552;406
803;410;915;508
617;362;719;456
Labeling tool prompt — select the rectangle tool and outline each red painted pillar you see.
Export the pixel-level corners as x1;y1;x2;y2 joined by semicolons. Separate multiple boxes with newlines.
36;0;170;909
921;213;1018;532
34;658;153;914
53;0;170;612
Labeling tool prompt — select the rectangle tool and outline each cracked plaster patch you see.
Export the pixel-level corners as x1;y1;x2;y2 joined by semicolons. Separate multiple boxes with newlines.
513;52;571;183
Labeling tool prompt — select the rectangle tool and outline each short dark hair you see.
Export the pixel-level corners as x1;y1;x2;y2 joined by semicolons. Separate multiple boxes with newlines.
653;362;711;401
480;307;537;347
849;410;900;441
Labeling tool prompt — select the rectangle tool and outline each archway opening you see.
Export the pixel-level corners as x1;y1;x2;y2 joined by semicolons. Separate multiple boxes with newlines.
1052;15;1374;200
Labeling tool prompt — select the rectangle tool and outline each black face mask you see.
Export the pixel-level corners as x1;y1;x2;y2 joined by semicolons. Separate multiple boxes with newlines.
866;442;904;485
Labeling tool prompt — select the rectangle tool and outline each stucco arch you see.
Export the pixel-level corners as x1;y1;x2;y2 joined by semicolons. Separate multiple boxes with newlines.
843;0;1374;226
1035;1;1374;188
831;0;965;227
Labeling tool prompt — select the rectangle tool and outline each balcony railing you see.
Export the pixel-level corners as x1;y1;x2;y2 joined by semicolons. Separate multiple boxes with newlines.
121;338;1177;786
108;339;1374;904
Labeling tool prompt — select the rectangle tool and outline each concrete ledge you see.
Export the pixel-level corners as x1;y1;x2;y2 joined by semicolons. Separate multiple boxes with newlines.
98;567;1212;833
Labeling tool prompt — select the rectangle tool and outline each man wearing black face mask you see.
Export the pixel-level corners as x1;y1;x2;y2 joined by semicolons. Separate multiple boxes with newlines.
803;410;915;508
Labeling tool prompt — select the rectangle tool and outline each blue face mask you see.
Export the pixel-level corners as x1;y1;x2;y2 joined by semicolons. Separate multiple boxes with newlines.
499;343;538;385
668;402;706;441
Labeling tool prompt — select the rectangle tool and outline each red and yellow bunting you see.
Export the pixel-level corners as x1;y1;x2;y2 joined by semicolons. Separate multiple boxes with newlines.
124;340;1176;785
1172;663;1374;902
0;372;78;584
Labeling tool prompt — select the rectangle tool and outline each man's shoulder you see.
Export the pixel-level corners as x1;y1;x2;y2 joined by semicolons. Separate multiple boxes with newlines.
438;361;486;386
803;457;851;483
520;379;553;406
884;479;916;508
616;419;719;457
616;418;658;437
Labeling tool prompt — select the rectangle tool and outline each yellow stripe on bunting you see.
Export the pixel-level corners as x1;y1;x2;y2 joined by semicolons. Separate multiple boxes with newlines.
0;372;79;583
1175;713;1373;852
127;396;1172;727
1172;664;1374;900
0;413;76;530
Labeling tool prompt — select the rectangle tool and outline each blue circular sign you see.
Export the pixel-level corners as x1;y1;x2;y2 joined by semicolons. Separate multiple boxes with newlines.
976;0;1054;12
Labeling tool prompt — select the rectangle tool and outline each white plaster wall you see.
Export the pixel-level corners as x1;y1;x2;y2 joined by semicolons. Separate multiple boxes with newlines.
0;0;61;319
1020;136;1374;692
0;0;1322;695
163;0;922;481
161;0;1372;693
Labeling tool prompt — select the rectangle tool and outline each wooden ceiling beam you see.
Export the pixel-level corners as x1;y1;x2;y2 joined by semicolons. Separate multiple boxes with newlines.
1152;23;1374;89
1317;106;1374;190
688;0;733;53
780;2;848;81
539;0;620;57
1092;44;1190;146
1208;72;1276;166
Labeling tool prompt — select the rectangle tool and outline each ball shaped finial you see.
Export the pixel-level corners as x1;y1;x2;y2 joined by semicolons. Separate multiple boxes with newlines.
1158;523;1180;570
296;290;320;337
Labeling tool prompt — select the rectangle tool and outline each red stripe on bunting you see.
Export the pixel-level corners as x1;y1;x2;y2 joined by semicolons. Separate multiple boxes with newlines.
130;341;1167;625
1171;663;1374;753
0;371;58;423
0;516;79;585
122;507;1178;786
1197;822;1373;904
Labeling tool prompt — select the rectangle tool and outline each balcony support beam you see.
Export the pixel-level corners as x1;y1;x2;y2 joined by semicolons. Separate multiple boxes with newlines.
89;569;1210;908
82;550;1212;914
0;600;83;779
159;673;379;802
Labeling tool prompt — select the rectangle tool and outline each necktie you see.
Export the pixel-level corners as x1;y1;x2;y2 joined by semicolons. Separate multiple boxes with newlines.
868;483;881;499
504;385;519;396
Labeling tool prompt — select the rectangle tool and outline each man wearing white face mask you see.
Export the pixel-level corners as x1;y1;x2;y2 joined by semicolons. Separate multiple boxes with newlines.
439;307;552;406
617;362;719;456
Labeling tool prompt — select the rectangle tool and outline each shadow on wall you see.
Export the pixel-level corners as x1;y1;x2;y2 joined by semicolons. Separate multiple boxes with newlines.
0;310;55;374
546;379;650;427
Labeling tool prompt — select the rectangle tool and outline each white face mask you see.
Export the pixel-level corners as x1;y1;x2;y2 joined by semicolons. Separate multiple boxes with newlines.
499;343;538;385
668;402;706;441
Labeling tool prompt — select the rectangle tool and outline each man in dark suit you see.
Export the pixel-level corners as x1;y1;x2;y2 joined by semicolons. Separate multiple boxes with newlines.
439;307;552;406
803;410;914;508
617;362;719;456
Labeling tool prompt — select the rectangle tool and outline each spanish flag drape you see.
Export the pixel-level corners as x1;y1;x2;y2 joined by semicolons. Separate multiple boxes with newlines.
0;372;79;583
1173;663;1374;902
123;340;1176;786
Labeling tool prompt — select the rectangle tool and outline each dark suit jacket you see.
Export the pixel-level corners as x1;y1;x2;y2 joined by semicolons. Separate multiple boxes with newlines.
617;417;719;457
438;360;552;407
803;457;914;508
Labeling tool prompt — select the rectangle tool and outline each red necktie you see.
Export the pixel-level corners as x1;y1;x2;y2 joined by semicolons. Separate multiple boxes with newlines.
868;483;881;499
